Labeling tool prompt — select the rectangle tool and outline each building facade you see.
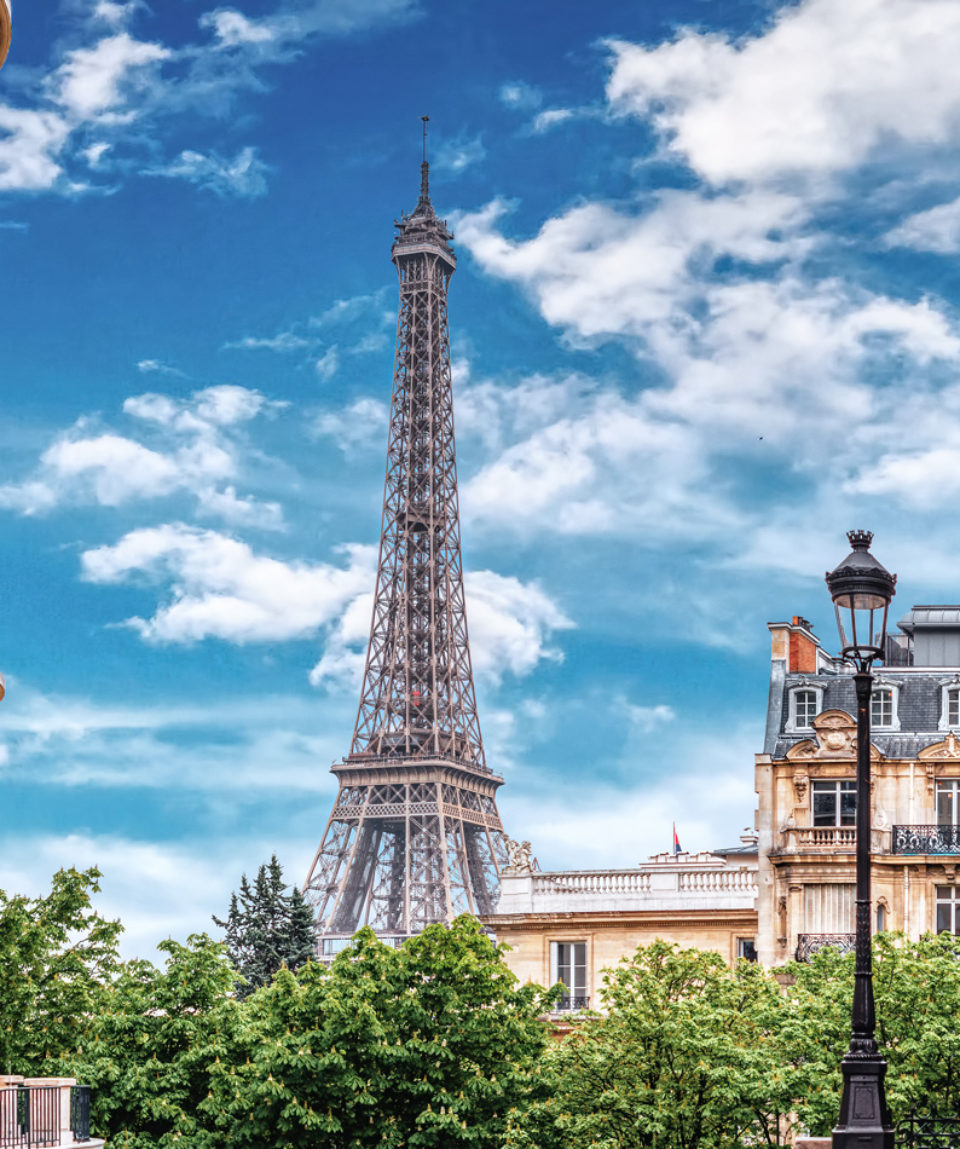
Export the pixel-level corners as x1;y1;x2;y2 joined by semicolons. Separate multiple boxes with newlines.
482;838;758;1010
757;609;960;966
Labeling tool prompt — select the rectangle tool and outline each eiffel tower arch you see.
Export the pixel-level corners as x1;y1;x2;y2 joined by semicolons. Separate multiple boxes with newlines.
303;124;510;954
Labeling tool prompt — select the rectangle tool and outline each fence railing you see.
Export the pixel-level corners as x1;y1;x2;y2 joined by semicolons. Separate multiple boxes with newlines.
533;871;652;896
0;1082;91;1147
554;995;590;1012
898;1110;960;1149
795;933;856;962
893;825;960;855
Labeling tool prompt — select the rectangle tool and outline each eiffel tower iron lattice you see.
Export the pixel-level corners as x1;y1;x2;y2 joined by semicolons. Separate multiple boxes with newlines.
303;126;510;950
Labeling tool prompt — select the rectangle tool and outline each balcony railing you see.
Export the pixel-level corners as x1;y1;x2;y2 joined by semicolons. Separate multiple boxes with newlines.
778;826;891;854
0;1082;91;1147
893;825;960;855
554;995;590;1012
795;933;856;962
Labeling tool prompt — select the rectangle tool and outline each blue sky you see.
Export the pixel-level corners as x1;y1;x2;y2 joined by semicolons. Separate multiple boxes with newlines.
3;0;960;956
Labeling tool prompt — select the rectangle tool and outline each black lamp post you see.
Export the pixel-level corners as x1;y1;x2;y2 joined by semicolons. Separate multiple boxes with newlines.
825;530;896;1149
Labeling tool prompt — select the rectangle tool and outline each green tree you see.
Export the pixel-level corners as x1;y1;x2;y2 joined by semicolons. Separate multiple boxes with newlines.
508;941;801;1149
784;931;960;1133
64;933;241;1149
208;915;554;1148
0;866;122;1074
213;855;315;998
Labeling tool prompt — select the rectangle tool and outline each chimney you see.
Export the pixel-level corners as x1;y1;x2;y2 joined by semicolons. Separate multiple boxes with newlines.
768;617;821;673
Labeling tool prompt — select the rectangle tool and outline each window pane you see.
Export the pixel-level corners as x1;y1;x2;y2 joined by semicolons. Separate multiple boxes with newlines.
937;904;953;934
813;785;837;826
950;690;960;726
794;690;816;726
938;784;956;827
839;785;857;826
871;690;893;727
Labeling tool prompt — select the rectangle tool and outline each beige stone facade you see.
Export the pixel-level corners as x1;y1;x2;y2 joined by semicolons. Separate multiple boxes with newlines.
757;612;960;967
482;845;758;1010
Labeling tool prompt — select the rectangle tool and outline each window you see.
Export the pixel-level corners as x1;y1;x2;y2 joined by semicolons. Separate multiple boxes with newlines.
812;780;856;827
871;689;894;728
804;884;854;932
550;941;587;1010
876;903;886;932
936;886;960;934
793;689;818;729
736;937;757;962
937;780;960;827
939;684;960;731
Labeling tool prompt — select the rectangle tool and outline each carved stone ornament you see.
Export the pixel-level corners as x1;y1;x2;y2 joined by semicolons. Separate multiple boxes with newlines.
502;836;534;874
785;709;883;762
918;731;960;760
793;773;809;802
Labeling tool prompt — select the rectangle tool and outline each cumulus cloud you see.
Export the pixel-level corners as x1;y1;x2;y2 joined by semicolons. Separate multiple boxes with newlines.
433;134;485;174
82;526;376;644
605;0;960;185
312;397;388;451
885;196;960;254
308;567;572;690
0;385;285;528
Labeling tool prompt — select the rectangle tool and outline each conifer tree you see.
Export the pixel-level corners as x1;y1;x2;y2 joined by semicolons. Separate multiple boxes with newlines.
213;855;315;997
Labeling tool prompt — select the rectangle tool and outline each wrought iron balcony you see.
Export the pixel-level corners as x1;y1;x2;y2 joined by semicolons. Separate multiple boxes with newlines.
0;1081;93;1147
795;933;856;962
893;825;960;855
554;995;590;1012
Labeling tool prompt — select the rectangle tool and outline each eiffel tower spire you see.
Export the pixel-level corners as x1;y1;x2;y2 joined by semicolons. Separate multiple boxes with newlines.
303;128;510;949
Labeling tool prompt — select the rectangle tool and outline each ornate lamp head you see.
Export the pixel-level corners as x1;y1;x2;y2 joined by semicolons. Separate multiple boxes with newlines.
0;1;10;71
825;529;897;671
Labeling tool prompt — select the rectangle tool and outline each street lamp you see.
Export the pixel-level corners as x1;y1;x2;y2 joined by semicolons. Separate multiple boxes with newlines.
825;529;896;1149
0;1;10;70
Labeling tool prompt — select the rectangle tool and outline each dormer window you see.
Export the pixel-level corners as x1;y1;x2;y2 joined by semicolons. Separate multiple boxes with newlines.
938;681;960;731
786;685;822;732
871;689;894;728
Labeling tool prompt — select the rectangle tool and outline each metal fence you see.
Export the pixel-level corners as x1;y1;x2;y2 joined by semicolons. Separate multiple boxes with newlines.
893;825;960;855
554;995;590;1012
898;1110;960;1149
795;932;857;961
0;1084;91;1147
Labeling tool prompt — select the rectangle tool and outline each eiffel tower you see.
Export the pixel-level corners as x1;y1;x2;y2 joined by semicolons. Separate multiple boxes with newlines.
303;122;510;953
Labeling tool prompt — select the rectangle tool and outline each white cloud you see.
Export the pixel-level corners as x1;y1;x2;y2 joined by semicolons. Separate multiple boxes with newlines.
200;9;277;47
531;108;577;133
82;525;377;644
0;385;285;525
224;332;312;353
605;0;960;185
434;135;485;174
314;345;339;381
627;703;676;733
53;32;170;121
885;195;960;254
312;397;387;451
309;568;573;691
499;81;542;111
145;146;269;199
0;107;71;192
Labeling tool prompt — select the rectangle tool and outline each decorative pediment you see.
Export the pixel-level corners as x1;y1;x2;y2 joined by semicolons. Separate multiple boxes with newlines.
785;709;883;761
918;731;960;761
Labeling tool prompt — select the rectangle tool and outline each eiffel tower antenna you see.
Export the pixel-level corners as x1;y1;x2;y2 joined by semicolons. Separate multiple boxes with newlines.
303;124;510;952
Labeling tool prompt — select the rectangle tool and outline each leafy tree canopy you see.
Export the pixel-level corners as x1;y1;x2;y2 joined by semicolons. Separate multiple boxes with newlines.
207;916;554;1149
0;866;122;1074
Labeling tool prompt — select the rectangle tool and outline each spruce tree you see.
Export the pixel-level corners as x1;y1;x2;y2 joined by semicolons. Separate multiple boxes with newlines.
213;855;316;997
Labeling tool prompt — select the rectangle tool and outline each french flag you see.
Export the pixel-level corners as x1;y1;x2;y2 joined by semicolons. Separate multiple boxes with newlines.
672;823;682;855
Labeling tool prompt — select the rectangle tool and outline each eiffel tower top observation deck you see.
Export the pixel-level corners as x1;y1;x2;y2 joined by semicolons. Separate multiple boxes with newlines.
303;122;510;948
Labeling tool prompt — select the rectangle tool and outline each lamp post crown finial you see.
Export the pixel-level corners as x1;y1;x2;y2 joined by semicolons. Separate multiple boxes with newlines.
847;529;874;551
